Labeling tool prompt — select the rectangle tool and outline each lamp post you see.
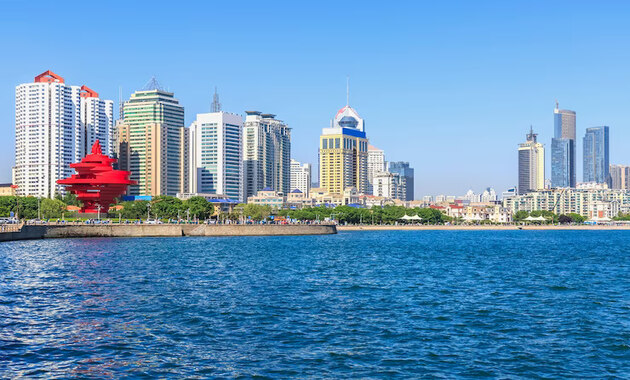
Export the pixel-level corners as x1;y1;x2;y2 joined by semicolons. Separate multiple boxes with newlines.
147;203;151;221
37;197;41;220
97;204;101;221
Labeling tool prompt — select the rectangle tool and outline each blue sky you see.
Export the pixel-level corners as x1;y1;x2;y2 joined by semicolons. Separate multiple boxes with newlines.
1;0;630;197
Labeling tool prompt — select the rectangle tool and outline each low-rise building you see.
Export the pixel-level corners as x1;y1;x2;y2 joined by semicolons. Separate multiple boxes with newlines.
286;189;314;209
0;184;17;196
247;188;286;209
503;187;630;219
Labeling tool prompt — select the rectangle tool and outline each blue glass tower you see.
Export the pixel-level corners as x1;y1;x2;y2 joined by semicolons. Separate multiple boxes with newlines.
551;103;576;188
583;126;610;184
388;161;414;201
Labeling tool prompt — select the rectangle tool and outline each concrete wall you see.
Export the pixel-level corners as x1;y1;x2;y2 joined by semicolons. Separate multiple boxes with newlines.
0;224;336;242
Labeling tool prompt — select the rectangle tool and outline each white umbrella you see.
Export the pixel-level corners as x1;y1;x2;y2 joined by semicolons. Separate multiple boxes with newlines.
399;215;413;220
409;215;423;221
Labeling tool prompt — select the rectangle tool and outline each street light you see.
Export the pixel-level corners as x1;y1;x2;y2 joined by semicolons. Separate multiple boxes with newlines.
147;203;151;221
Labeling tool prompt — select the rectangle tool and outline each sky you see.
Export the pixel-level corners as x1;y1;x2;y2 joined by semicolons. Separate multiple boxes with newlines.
1;0;630;198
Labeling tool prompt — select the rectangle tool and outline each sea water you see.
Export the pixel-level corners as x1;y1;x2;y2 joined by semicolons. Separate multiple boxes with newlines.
1;231;629;377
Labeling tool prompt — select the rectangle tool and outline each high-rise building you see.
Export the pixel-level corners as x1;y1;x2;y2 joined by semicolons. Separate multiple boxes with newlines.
187;112;243;200
583;126;610;184
373;171;405;200
243;111;291;199
118;81;186;196
80;86;115;157
290;159;311;195
610;165;630;190
367;145;386;193
551;102;576;188
518;127;545;195
319;105;368;195
388;161;415;201
15;70;113;198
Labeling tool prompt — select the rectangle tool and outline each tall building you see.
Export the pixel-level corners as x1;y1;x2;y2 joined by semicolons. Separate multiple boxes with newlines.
389;161;415;201
80;86;115;157
373;171;405;200
583;126;610;184
551;102;576;188
610;164;630;190
187;112;243;200
517;127;545;195
243;111;291;199
290;159;311;195
319;105;368;195
118;81;185;196
367;145;386;193
15;70;113;198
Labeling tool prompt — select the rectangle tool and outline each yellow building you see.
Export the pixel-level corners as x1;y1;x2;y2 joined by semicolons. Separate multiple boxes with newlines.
518;127;545;194
117;85;187;196
319;105;368;195
0;183;16;196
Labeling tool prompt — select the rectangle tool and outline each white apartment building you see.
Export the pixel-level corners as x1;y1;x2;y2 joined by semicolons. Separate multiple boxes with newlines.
188;112;243;201
290;159;311;196
81;86;114;157
373;171;406;200
367;145;386;193
15;70;113;198
243;111;291;199
503;188;630;219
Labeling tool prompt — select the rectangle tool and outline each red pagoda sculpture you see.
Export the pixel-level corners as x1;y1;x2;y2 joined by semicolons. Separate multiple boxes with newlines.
57;140;136;214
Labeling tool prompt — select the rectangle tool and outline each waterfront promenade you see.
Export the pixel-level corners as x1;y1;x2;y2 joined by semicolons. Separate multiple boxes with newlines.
338;224;630;231
0;223;337;242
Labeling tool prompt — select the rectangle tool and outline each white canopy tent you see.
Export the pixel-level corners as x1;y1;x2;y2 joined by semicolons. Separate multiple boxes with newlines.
524;215;547;222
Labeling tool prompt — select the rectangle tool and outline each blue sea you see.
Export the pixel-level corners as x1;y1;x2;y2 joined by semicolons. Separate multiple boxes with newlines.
1;231;629;378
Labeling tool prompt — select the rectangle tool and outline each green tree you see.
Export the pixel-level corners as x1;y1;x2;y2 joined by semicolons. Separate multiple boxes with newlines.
40;198;66;219
0;196;17;217
151;196;184;219
121;201;148;219
183;196;214;220
16;197;39;219
243;204;272;221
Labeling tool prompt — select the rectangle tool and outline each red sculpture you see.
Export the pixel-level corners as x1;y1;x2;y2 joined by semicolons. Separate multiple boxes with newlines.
57;140;136;214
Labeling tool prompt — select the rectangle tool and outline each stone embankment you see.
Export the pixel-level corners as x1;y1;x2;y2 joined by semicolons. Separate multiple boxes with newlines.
0;224;337;242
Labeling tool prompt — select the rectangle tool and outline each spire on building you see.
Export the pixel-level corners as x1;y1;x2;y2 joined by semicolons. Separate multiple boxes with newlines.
211;86;222;112
527;125;537;143
555;99;559;110
142;76;164;91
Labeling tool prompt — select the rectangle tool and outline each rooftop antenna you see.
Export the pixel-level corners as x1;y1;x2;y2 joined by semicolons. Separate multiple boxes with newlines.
555;99;559;110
211;86;222;112
346;76;350;106
142;76;163;91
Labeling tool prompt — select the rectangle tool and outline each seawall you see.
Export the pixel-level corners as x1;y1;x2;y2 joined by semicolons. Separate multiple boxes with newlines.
0;224;337;242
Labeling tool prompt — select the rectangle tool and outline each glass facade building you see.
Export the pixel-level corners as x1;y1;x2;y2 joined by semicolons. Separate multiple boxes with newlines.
583;126;610;184
388;161;414;201
551;105;576;188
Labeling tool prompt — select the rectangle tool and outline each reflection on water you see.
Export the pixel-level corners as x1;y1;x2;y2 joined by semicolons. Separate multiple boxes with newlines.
1;232;630;377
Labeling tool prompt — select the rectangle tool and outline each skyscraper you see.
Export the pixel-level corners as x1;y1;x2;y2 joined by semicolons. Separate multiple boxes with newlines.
609;164;630;190
187;111;243;200
517;127;545;195
388;161;415;201
290;159;311;195
118;80;186;196
583;126;610;184
80;85;115;157
367;145;386;193
243;111;291;198
319;105;368;195
15;70;113;198
551;102;576;188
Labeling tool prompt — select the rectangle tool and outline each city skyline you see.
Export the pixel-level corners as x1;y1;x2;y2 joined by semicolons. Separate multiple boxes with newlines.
3;1;630;197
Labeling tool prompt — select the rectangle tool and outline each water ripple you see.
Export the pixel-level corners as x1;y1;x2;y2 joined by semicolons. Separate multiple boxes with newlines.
1;231;629;378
